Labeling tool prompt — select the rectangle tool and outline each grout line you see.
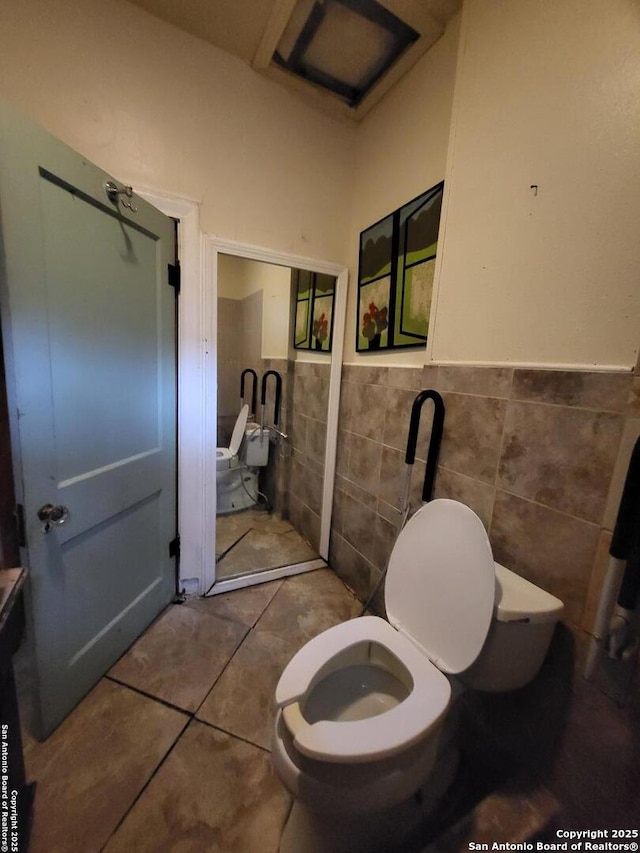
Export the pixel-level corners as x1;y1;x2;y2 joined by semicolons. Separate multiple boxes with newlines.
493;486;603;529
190;628;252;715
99;712;192;851
342;381;628;414
490;392;512;536
104;675;194;717
216;527;254;564
182;599;253;630
53;575;375;851
194;719;271;754
250;583;286;629
104;621;275;848
437;463;495;487
439;388;629;415
505;395;628;416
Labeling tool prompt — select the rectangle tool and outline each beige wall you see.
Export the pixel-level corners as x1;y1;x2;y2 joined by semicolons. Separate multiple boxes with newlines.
431;0;640;368
218;255;291;359
344;18;461;366
0;0;356;263
2;0;639;371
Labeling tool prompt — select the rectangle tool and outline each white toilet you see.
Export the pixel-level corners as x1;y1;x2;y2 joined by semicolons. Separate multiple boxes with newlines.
272;499;564;853
216;405;270;514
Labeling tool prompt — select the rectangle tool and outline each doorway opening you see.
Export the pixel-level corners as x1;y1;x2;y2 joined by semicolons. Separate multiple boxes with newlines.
202;237;348;597
213;253;333;585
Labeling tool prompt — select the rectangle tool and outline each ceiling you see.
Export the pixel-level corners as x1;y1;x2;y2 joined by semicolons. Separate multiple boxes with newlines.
125;0;461;120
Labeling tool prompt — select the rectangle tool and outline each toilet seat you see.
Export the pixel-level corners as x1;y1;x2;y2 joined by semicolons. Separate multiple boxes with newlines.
276;616;450;764
216;405;249;471
275;500;496;767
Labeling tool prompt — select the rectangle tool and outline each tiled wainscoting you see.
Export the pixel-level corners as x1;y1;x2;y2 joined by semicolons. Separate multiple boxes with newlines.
255;357;292;516
217;351;330;534
329;362;640;658
289;360;330;551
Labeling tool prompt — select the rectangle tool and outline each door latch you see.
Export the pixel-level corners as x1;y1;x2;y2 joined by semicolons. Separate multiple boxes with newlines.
37;504;69;533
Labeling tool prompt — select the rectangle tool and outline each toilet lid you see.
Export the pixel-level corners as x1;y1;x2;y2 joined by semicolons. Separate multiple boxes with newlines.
385;499;495;675
229;404;249;456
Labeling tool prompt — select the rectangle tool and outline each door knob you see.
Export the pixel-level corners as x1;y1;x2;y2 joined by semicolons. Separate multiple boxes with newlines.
37;503;69;533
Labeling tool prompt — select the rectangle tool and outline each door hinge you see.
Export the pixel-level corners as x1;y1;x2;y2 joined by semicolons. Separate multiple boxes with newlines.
168;262;181;294
169;535;180;559
14;504;26;548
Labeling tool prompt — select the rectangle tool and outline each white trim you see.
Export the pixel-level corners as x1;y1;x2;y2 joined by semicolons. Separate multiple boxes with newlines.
429;360;634;373
210;237;345;276
202;238;219;595
321;267;348;556
204;559;327;596
135;186;206;587
204;235;348;592
425;4;468;365
342;360;634;373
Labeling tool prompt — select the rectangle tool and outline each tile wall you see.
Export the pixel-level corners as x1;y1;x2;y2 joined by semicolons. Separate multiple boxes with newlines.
259;356;292;516
227;355;330;533
329;361;640;659
288;361;331;553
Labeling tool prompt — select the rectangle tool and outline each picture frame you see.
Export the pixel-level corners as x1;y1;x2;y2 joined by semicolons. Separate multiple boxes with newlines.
293;269;336;352
356;181;444;352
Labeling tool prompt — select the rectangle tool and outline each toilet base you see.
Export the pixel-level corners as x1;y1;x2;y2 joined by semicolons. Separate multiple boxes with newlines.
279;745;459;853
216;467;259;515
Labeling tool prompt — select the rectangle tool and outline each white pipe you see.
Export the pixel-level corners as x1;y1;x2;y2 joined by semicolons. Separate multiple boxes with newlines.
584;556;626;679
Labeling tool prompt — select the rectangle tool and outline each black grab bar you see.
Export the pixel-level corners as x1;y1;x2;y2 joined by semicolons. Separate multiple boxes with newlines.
406;389;445;502
240;368;258;417
260;370;282;427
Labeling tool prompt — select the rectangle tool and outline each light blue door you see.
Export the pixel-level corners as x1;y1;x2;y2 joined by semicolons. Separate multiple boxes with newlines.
0;109;177;736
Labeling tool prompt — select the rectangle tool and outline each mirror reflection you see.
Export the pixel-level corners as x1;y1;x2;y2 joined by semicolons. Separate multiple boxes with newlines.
216;254;335;581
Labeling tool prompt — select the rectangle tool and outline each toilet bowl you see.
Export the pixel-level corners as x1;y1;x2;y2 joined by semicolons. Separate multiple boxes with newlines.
216;405;270;514
272;499;564;853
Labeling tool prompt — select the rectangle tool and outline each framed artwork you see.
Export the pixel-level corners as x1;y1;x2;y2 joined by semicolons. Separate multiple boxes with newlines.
356;181;444;352
293;269;335;352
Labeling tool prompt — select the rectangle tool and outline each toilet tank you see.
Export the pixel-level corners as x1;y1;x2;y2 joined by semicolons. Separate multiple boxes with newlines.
242;424;270;467
460;563;564;692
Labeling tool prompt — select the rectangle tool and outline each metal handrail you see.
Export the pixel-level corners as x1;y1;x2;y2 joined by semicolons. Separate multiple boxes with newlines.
406;389;445;503
240;368;258;418
260;370;282;429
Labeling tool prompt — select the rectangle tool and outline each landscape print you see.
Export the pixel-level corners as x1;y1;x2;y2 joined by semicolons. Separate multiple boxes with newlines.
293;269;335;352
357;181;444;351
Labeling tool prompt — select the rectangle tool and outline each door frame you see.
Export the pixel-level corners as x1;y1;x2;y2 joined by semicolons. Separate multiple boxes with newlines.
135;186;204;591
203;236;348;597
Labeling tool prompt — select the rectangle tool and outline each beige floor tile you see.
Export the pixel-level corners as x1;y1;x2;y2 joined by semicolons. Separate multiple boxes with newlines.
216;508;300;557
25;679;186;853
215;510;255;555
197;628;298;749
217;528;317;579
104;720;290;853
185;578;283;628
423;773;559;852
109;605;247;711
256;568;360;647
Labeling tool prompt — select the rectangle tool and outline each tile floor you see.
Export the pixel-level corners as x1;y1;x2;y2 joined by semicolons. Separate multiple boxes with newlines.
17;568;640;853
21;569;360;853
215;508;317;580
